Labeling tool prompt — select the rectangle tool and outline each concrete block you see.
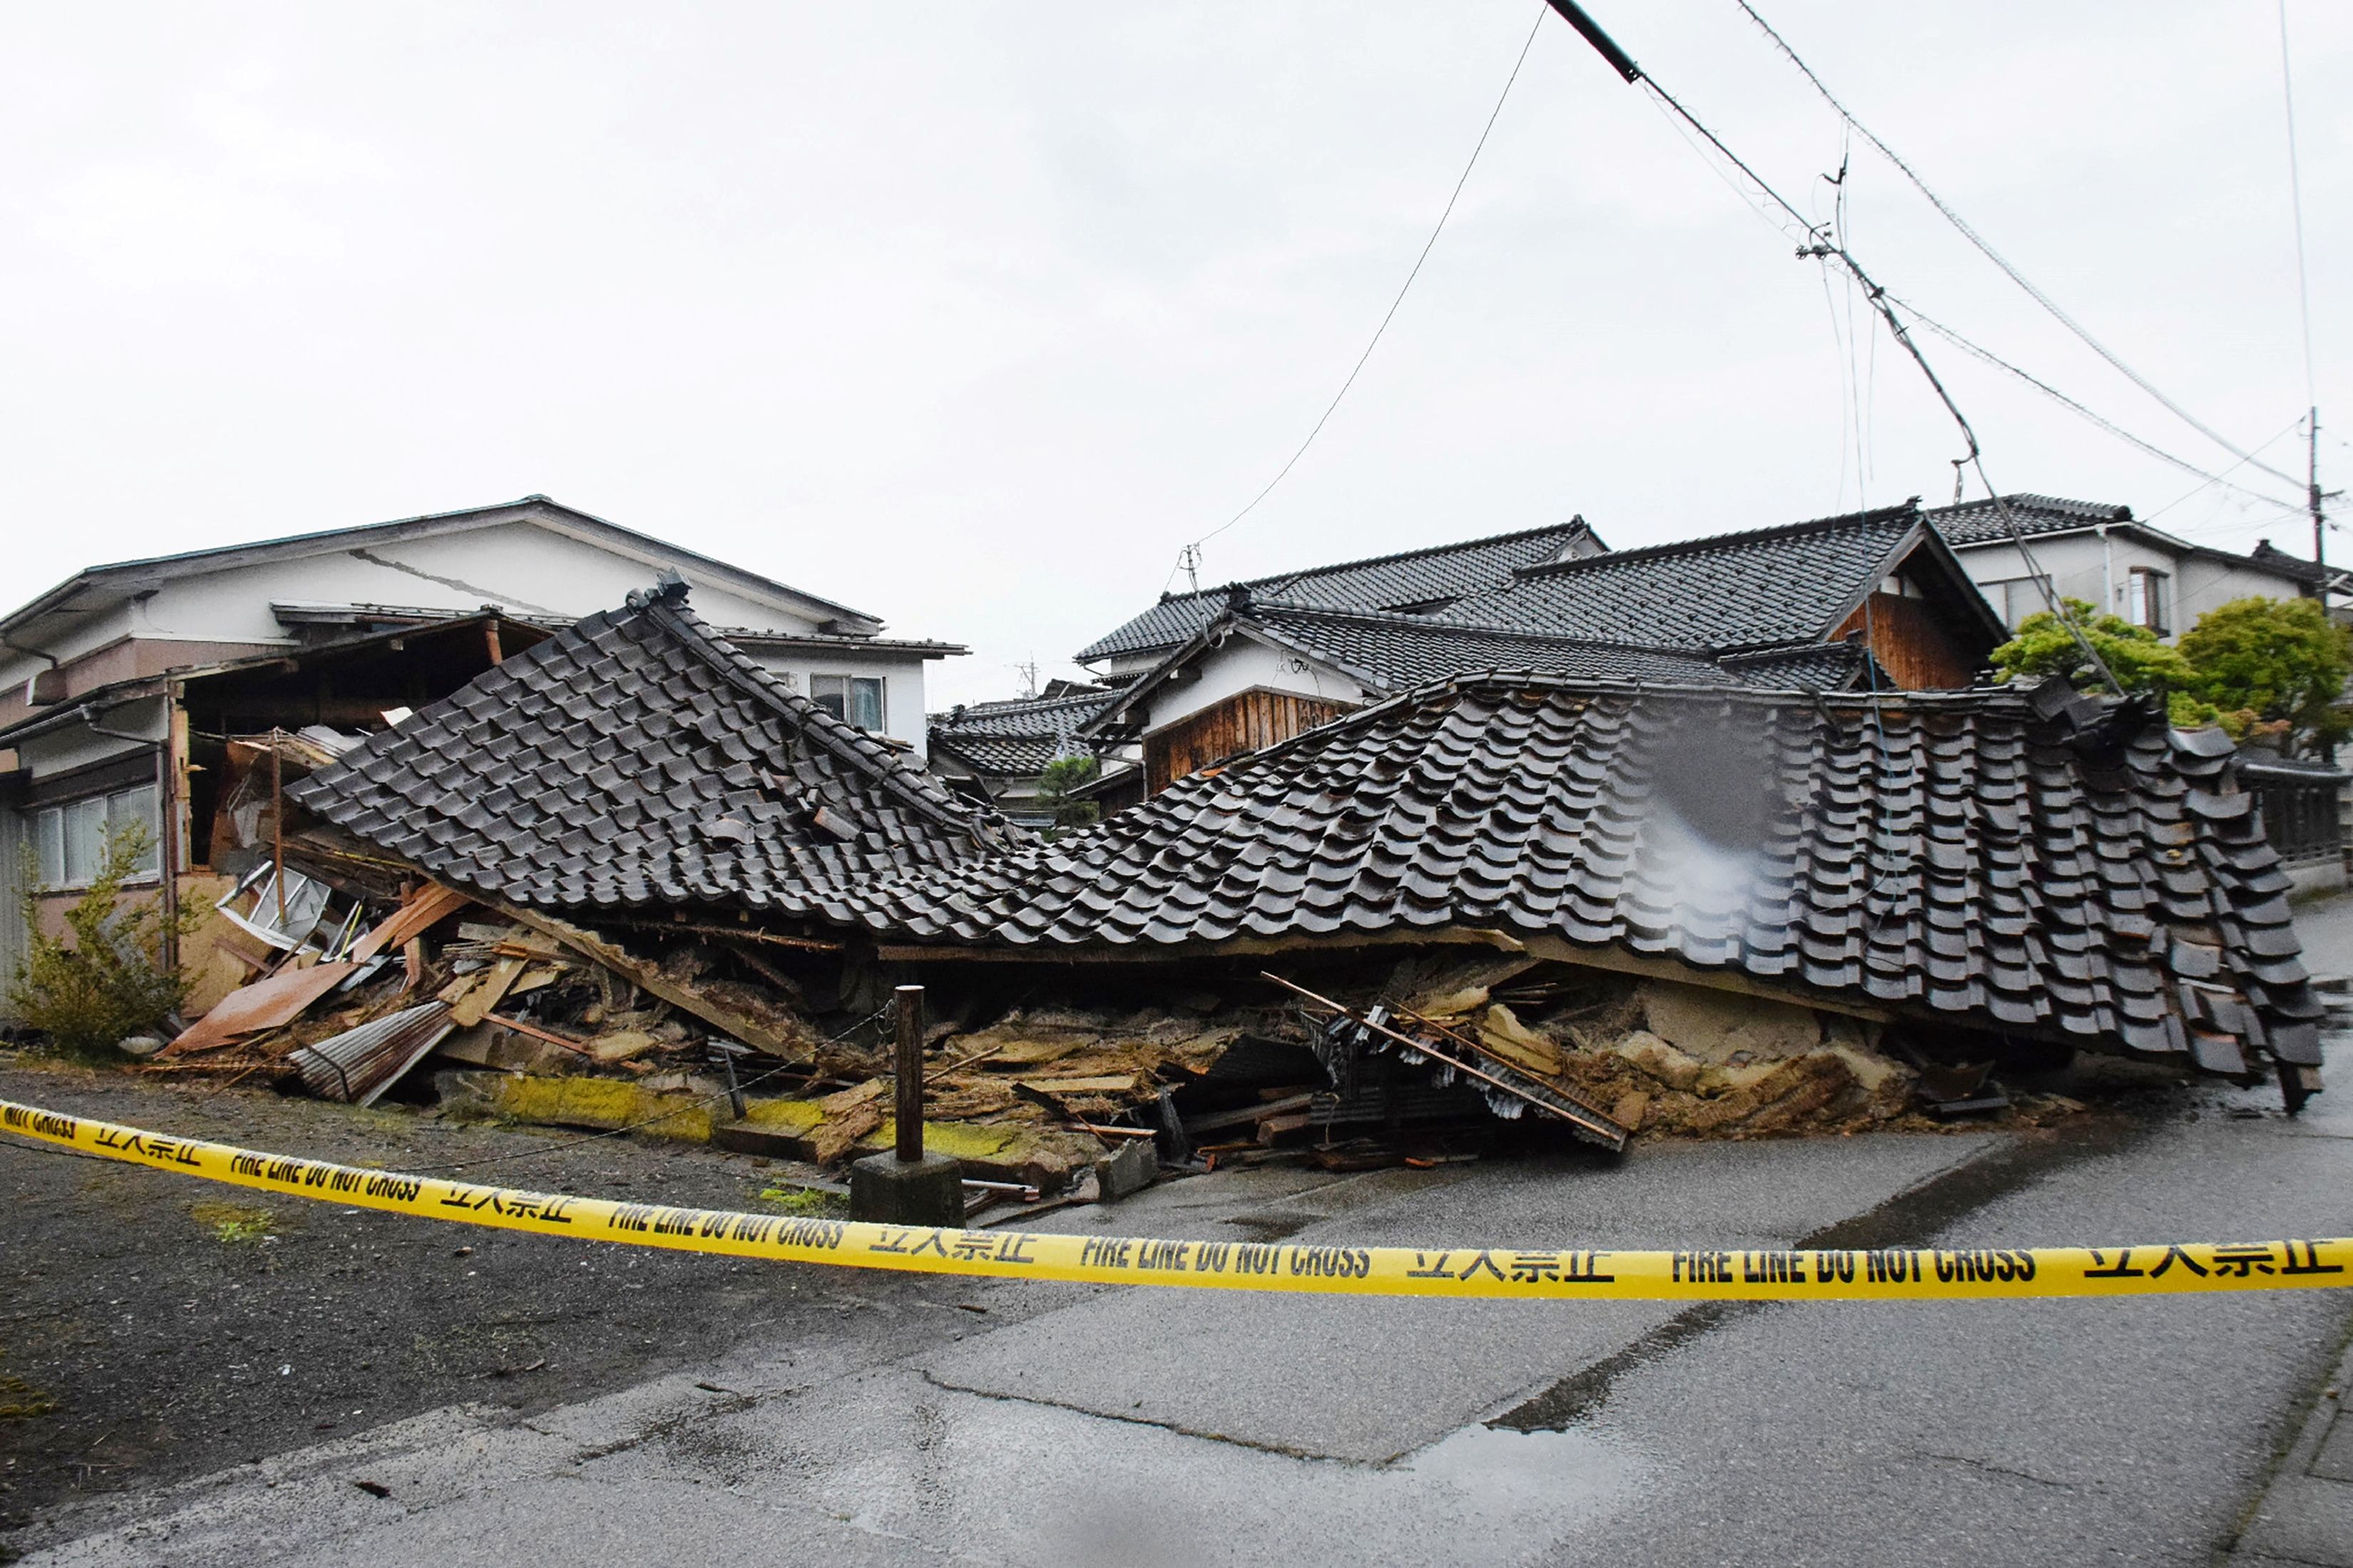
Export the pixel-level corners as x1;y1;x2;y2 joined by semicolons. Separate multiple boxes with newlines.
849;1151;965;1226
1095;1137;1158;1201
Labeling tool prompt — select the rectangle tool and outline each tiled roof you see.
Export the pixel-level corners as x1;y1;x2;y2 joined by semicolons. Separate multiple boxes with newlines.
928;688;1122;780
2249;540;2336;588
1074;521;1596;663
1246;603;1731;691
1434;504;1922;651
289;580;1018;911
788;674;2320;1073
1717;642;1876;691
1927;494;2133;548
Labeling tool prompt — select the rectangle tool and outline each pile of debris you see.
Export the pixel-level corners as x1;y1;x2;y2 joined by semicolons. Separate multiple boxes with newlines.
148;872;1268;1204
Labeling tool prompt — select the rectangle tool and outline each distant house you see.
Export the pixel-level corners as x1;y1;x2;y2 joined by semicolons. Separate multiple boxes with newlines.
1085;501;2003;798
1075;519;1606;677
0;496;965;1015
928;681;1127;827
0;495;963;756
1929;493;2342;637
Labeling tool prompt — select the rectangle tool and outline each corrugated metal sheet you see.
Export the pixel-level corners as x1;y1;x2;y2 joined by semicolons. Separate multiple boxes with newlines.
285;1000;456;1106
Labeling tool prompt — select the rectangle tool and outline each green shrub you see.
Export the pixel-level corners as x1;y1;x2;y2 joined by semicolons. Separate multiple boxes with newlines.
9;822;194;1058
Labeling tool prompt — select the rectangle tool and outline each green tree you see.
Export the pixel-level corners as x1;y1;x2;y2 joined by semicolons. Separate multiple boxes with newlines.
9;822;195;1057
1035;754;1102;836
1989;598;2213;725
2177;595;2353;758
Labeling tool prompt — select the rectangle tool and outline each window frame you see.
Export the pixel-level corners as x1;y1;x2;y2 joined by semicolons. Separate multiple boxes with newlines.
809;673;887;733
2127;567;2172;636
31;783;163;891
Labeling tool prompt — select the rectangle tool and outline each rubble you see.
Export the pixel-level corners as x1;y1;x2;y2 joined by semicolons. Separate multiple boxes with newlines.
85;583;2332;1209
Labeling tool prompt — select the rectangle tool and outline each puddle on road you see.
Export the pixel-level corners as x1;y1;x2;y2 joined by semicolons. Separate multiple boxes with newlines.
1403;1420;1642;1514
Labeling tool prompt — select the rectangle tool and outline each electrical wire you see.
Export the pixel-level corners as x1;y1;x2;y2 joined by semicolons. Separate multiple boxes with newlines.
2277;0;2318;416
1894;299;2300;508
1733;0;2307;494
2141;415;2311;523
1172;2;1547;583
1595;36;2123;690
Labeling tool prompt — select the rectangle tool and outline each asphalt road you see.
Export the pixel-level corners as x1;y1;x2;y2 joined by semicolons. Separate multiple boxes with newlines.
6;906;2353;1567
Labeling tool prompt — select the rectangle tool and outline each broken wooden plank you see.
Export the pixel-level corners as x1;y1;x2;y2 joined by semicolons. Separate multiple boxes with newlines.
448;955;528;1028
164;963;362;1057
347;883;472;963
1011;1074;1138;1095
487;899;807;1057
483;1013;594;1056
1181;1091;1320;1135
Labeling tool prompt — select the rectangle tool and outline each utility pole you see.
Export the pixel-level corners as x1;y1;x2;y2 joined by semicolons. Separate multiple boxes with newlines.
2311;407;2328;588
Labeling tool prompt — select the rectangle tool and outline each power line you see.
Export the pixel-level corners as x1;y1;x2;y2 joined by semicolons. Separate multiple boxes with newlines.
1172;3;1547;583
1545;0;2122;692
1892;297;2301;508
1732;1;2308;495
2277;0;2318;415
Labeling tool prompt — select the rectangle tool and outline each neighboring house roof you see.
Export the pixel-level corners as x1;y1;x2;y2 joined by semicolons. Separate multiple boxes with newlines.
265;599;968;659
1073;519;1601;664
1716;642;1879;690
1927;493;2133;547
789;672;2321;1074
1082;588;1894;746
2248;540;2350;592
1;494;888;648
288;580;1015;913
1435;502;1989;653
1241;603;1729;691
1929;494;2347;593
928;687;1122;780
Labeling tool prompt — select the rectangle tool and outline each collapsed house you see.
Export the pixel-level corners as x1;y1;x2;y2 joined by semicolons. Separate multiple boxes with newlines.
130;580;2323;1210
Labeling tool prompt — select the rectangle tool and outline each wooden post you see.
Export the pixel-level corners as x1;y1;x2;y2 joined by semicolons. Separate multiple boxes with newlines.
270;736;285;927
894;985;925;1162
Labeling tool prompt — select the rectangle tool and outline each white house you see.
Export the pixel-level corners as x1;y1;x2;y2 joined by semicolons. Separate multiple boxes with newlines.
1929;493;2339;637
0;495;963;1013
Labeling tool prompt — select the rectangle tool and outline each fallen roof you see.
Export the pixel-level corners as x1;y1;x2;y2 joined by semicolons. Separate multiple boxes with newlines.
1074;519;1600;664
288;578;1020;912
795;672;2322;1075
1434;502;1987;653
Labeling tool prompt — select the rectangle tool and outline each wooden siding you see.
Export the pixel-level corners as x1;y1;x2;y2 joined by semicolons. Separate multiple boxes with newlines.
1831;593;1981;690
1146;688;1353;794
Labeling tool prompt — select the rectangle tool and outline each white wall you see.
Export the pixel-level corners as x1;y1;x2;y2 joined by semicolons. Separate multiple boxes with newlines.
740;647;931;758
15;695;168;778
1955;530;2312;642
1131;633;1370;737
0;602;140;697
138;520;821;644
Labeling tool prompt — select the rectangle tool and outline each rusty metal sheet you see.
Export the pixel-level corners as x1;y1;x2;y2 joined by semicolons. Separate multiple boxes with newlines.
164;963;361;1057
286;1001;456;1105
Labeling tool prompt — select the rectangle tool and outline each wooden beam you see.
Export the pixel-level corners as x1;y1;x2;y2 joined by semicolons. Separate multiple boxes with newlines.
489;898;807;1057
872;928;1525;965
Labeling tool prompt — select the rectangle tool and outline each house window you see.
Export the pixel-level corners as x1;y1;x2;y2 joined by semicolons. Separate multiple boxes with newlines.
1981;576;2052;629
2128;568;2172;635
810;675;886;731
34;784;161;888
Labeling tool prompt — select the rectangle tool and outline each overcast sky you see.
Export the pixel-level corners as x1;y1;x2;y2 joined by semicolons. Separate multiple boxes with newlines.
3;1;2345;707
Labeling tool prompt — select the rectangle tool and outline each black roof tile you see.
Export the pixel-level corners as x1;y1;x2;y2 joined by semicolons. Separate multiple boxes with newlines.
290;580;1020;912
777;673;2318;1076
1075;520;1600;663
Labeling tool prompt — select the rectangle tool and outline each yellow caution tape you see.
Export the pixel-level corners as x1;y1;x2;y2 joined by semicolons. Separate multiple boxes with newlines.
6;1097;2347;1301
